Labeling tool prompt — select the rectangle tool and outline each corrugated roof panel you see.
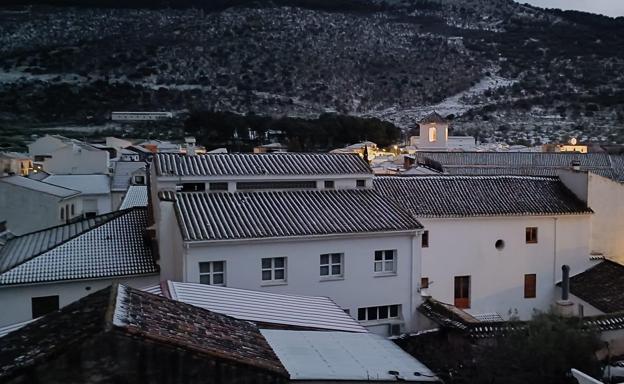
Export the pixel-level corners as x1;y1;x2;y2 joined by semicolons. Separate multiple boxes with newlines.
119;185;148;209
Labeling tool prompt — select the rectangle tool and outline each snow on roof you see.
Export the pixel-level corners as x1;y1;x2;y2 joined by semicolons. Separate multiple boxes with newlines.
111;161;146;191
169;189;422;242
119;185;148;209
260;330;439;382
0;175;79;198
161;281;366;333
0;208;158;285
43;174;110;195
154;152;372;177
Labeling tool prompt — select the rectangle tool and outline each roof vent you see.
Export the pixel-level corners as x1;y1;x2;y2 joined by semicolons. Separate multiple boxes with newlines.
570;160;581;171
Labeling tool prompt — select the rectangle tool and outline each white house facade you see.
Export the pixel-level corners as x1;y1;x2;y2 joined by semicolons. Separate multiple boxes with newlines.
28;135;110;175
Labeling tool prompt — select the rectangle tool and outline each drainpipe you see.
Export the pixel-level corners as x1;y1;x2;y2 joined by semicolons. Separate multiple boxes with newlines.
552;218;558;284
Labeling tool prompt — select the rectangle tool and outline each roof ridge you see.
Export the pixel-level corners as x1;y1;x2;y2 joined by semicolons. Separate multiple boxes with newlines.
0;209;133;275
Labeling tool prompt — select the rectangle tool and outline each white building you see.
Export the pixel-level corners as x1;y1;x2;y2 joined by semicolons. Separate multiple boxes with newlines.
28;135;110;175
43;174;112;216
0;152;32;176
151;153;425;335
410;112;476;152
0;208;159;327
111;111;173;121
375;175;596;321
0;176;82;235
110;161;147;209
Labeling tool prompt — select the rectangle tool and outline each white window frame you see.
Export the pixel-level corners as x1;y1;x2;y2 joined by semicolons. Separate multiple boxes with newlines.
199;261;225;286
262;257;286;283
357;304;401;322
320;253;344;279
374;250;396;274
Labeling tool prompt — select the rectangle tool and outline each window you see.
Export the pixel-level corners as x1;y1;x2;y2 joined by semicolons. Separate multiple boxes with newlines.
526;227;538;244
134;175;146;185
199;261;225;286
428;127;437;142
524;274;536;298
422;231;429;248
320;253;343;278
324;180;335;189
454;276;471;309
374;250;396;274
262;257;286;282
209;182;228;191
60;206;64;221
238;181;316;190
356;179;366;188
421;277;429;289
32;295;59;318
70;204;75;216
180;183;205;192
357;304;401;321
495;239;505;250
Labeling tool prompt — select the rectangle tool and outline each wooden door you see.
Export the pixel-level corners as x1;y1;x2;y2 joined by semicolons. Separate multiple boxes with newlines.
454;276;471;309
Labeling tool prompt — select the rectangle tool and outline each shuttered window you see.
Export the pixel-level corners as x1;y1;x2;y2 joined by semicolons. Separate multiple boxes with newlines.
524;274;537;298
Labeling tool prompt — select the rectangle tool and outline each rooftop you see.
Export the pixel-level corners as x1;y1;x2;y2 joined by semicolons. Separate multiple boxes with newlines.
419;111;447;125
119;185;148;209
43;174;110;195
0;175;79;198
569;260;624;313
261;329;438;382
0;285;287;379
154;152;372;177
145;281;367;333
374;175;592;218
167;189;422;242
111;161;146;191
0;208;158;285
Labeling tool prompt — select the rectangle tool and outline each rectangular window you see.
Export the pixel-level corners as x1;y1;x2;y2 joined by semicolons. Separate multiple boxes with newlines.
209;182;228;191
429;127;437;142
356;179;366;188
374;250;396;273
238;181;316;190
357;304;401;321
526;227;538;244
32;295;59;318
524;274;536;298
324;180;335;189
180;182;205;192
454;276;471;309
421;277;429;289
133;175;146;185
262;257;286;282
320;253;343;278
422;231;429;248
60;207;64;221
199;261;225;286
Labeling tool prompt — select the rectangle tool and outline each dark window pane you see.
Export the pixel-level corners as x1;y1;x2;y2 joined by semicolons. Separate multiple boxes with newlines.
332;254;341;264
320;266;329;276
356;180;366;187
367;307;378;320
374;251;382;261
379;306;389;319
385;253;394;261
320;254;329;265
213;261;224;272
274;258;285;268
274;269;285;280
262;270;272;281
358;308;366;321
200;275;211;285
213;274;224;285
209;182;228;191
331;265;341;275
390;305;399;318
262;258;271;269
374;262;382;272
324;180;335;189
32;296;59;318
199;262;211;273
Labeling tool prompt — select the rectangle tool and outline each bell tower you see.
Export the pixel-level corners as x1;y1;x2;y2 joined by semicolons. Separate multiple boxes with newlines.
418;112;449;151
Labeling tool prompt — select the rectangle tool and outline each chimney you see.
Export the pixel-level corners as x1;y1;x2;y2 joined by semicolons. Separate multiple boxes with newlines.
185;137;197;156
570;160;581;172
556;265;574;317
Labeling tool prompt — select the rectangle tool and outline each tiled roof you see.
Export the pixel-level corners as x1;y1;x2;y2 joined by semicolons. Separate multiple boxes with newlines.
0;175;79;198
43;174;111;195
119;185;148;209
419;111;447;124
261;330;438;382
0;208;158;285
569;260;624;313
0;285;287;378
413;152;624;182
154;153;372;177
374;175;592;218
153;281;367;333
169;189;422;241
111;161;146;191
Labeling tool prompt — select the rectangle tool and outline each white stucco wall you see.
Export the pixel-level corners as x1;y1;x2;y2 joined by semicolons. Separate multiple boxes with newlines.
420;215;593;320
587;174;624;263
0;274;159;327
42;146;109;175
81;193;112;215
178;233;422;332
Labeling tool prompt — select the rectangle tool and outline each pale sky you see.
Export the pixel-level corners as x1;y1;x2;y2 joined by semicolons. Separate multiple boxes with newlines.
519;0;624;17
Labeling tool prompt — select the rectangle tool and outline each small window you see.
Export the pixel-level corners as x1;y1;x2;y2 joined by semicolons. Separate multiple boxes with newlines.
199;261;225;286
180;183;205;192
324;180;335;189
374;250;396;273
454;276;471;309
32;295;59;318
356;179;366;188
134;175;146;185
60;207;65;221
524;274;536;298
429;127;437;142
421;277;429;289
320;253;343;278
209;182;228;191
262;257;286;282
357;304;401;321
422;231;429;248
70;204;75;216
526;227;538;244
495;239;505;251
